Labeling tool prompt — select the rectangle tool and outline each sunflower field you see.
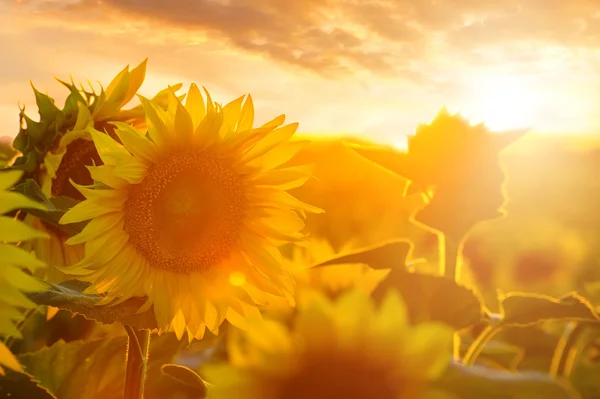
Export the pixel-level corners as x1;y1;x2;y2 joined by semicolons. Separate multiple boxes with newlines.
0;60;599;399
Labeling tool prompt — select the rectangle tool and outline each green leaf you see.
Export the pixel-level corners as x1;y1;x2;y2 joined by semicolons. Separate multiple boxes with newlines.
13;179;54;209
28;280;157;330
23;115;48;145
0;369;57;399
17;337;126;399
433;362;581;399
9;150;38;172
4;333;186;399
31;85;61;124
312;239;414;270
500;292;600;327
150;364;208;399
372;270;484;330
12;179;87;236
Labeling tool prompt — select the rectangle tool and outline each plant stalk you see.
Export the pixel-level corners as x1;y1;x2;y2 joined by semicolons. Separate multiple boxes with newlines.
124;326;151;399
550;322;591;378
439;233;464;359
462;324;500;366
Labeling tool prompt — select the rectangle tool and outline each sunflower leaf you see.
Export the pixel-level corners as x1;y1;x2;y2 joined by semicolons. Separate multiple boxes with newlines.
0;369;57;399
499;292;600;327
372;270;484;330
432;362;580;399
28;280;158;330
156;364;208;398
312;239;414;271
13;179;54;209
11;179;87;236
9;333;186;399
16;337;126;399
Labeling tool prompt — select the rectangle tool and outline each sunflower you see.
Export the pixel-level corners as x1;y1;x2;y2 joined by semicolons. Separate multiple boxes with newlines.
286;238;389;299
18;60;179;282
0;170;49;374
59;84;322;340
202;289;453;399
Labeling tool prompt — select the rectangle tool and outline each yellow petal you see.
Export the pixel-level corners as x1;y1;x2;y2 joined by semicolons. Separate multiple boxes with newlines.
138;95;171;147
174;97;194;143
59;199;115;224
240;123;298;163
111;121;159;164
89;128;132;166
88;165;129;189
219;95;245;139
250;164;314;190
246;140;310;172
0;342;22;372
185;83;206;130
123;58;148;106
237;94;254;132
65;212;123;245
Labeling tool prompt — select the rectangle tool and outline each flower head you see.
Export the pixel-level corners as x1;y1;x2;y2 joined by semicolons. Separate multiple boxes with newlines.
351;108;526;240
203;289;453;399
13;60;178;282
59;84;322;340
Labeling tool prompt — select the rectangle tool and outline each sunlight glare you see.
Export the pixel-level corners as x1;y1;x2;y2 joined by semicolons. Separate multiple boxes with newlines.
464;75;537;131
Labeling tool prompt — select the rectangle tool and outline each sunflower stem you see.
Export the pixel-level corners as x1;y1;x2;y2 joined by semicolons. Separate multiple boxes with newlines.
463;324;500;366
439;233;464;360
550;322;592;378
124;326;150;399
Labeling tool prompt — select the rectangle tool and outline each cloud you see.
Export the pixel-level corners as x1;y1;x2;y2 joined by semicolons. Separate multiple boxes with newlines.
14;0;600;80
13;0;433;78
3;0;600;139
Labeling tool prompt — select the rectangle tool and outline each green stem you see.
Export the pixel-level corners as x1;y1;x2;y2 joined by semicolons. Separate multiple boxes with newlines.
463;325;500;366
124;327;151;399
441;234;462;280
439;233;464;359
550;322;590;378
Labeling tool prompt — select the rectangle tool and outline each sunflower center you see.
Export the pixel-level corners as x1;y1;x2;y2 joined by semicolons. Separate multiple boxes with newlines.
123;151;246;274
51;139;103;200
275;351;421;399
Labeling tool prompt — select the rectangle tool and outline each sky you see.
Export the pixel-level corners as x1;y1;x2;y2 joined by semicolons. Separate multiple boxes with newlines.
2;0;600;147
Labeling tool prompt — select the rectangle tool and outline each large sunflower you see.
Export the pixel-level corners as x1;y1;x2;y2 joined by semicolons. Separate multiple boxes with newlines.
202;289;453;399
18;60;178;282
0;170;49;374
59;84;322;340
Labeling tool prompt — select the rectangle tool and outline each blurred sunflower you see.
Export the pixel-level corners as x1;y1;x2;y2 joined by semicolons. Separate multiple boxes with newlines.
350;108;526;240
461;219;588;298
59;84;322;340
0;170;49;374
286;238;389;299
203;289;453;399
13;60;178;282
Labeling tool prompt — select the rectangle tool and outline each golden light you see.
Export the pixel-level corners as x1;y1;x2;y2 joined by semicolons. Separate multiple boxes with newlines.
463;74;538;132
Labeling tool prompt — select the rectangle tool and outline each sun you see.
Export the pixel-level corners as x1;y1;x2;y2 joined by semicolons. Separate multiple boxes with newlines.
463;74;538;132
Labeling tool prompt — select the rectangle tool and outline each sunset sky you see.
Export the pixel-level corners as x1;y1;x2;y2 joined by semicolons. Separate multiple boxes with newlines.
2;0;600;147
